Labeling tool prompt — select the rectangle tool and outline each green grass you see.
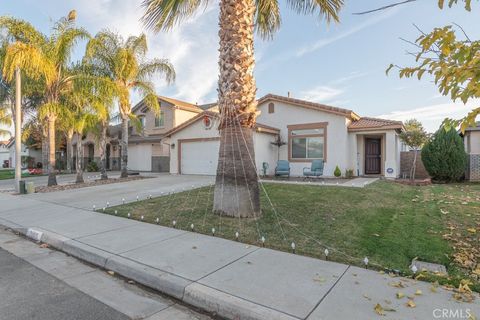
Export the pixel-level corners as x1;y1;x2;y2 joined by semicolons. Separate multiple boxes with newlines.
102;180;480;290
0;169;31;180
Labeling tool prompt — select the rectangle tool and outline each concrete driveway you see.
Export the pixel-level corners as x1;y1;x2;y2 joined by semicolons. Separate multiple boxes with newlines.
25;174;214;210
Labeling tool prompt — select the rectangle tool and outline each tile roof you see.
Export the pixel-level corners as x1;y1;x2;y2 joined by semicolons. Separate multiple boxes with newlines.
132;96;203;114
258;94;360;119
348;117;404;131
165;111;280;137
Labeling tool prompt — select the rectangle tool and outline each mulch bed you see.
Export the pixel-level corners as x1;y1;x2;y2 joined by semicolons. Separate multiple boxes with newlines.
35;176;149;193
395;178;432;186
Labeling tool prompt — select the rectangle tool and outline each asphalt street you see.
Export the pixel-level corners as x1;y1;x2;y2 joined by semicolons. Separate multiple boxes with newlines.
0;248;129;320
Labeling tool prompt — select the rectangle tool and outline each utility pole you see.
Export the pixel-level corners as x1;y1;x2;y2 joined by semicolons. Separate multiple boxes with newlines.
14;67;22;193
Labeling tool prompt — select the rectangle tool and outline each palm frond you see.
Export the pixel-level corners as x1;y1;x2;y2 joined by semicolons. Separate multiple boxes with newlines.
141;0;210;32
126;34;148;58
286;0;343;23
137;58;175;84
255;0;281;40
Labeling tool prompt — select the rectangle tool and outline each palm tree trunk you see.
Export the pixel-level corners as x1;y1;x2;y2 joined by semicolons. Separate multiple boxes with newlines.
99;123;108;180
75;133;84;184
47;116;57;186
120;116;128;178
41;125;48;171
213;0;260;218
66;131;73;173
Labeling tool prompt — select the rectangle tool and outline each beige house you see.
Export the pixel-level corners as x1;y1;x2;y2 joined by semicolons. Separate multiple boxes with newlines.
166;94;405;178
463;123;480;181
73;96;204;172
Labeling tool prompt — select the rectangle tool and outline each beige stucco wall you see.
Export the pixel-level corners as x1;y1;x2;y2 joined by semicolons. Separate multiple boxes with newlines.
174;108;199;127
256;100;350;176
169;118;220;174
467;131;480;154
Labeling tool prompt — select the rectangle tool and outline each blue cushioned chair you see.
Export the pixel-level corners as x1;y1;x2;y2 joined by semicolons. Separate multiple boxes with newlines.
303;160;324;178
275;160;290;177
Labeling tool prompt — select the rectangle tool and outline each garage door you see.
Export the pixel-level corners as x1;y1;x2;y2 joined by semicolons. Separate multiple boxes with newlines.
181;140;219;175
128;144;152;171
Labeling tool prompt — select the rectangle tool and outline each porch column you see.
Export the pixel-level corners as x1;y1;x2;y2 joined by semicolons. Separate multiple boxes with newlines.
384;131;398;178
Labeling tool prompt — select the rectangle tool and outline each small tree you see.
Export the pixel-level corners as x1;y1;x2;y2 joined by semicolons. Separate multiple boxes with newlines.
399;119;428;180
421;128;467;182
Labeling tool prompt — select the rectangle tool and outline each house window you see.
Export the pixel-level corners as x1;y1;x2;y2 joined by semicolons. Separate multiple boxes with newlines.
288;123;327;161
139;116;146;129
155;111;165;127
268;103;275;114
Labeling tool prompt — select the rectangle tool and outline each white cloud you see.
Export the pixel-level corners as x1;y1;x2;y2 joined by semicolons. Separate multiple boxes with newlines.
295;9;398;57
72;1;219;104
300;86;343;103
377;100;479;132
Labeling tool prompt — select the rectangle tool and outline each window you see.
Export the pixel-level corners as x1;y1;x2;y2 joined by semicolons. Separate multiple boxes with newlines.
155;111;165;128
139;116;146;129
268;102;275;114
288;123;327;161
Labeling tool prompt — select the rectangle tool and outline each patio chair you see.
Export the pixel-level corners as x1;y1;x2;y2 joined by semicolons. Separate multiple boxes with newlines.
303;160;324;178
275;160;291;177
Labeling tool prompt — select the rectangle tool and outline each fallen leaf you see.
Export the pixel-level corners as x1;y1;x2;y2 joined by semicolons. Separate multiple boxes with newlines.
389;281;405;288
396;292;405;299
406;300;416;308
415;289;423;296
374;303;385;316
107;271;115;276
467;228;477;234
39;243;49;248
372;233;380;237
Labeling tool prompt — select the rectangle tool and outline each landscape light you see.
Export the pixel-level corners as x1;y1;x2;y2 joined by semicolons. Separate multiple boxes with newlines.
261;236;265;247
291;242;296;254
363;257;369;268
156;217;159;224
324;248;329;260
93;205;96;211
235;231;239;241
149;194;152;199
102;207;105;212
122;198;125;204
212;228;215;236
106;201;109;207
191;223;194;231
173;220;176;228
114;210;118;215
141;215;144;220
127;213;131;218
411;264;418;274
136;195;139;201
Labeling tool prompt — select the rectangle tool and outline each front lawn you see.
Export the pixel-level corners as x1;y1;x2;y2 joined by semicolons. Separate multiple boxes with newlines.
102;180;480;290
0;169;31;180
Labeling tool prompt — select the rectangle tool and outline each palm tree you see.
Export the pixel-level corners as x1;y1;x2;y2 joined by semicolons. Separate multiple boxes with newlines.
141;0;343;218
84;30;175;178
1;11;90;186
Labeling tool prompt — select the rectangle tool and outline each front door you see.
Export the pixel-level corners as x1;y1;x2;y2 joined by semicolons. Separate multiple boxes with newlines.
365;138;381;175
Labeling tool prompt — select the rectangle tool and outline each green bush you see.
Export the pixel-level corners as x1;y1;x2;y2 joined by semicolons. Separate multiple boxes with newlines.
86;161;99;172
421;128;467;182
345;169;354;179
334;165;341;177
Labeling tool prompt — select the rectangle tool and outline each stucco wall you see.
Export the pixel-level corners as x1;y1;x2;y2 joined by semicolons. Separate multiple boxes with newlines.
254;133;277;176
169;119;220;174
467;131;480;154
256;100;350;176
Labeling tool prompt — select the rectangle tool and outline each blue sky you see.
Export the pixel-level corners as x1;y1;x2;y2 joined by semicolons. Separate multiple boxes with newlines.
1;0;479;132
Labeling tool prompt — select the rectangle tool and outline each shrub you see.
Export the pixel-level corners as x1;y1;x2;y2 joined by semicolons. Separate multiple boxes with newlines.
86;161;99;172
345;169;354;179
421;128;467;182
334;165;341;177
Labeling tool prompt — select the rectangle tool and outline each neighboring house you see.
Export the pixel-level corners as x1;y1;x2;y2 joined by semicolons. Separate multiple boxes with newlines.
0;140;9;167
166;94;405;178
463;122;480;181
3;138;40;168
73;96;204;172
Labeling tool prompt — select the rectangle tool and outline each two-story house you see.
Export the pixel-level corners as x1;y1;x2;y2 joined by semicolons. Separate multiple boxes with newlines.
73;96;204;172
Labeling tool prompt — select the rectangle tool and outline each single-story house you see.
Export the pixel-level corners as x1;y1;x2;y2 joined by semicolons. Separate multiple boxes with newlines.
463;122;480;181
165;94;405;178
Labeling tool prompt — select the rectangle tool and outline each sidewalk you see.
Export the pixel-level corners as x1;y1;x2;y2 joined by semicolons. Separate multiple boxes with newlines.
0;192;478;320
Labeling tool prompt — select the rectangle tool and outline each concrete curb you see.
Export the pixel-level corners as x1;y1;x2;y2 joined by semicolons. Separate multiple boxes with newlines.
0;221;302;320
184;283;299;320
105;255;191;300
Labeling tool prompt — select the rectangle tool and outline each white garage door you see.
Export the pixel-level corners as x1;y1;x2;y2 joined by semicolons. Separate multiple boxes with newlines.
181;140;219;175
128;144;152;171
